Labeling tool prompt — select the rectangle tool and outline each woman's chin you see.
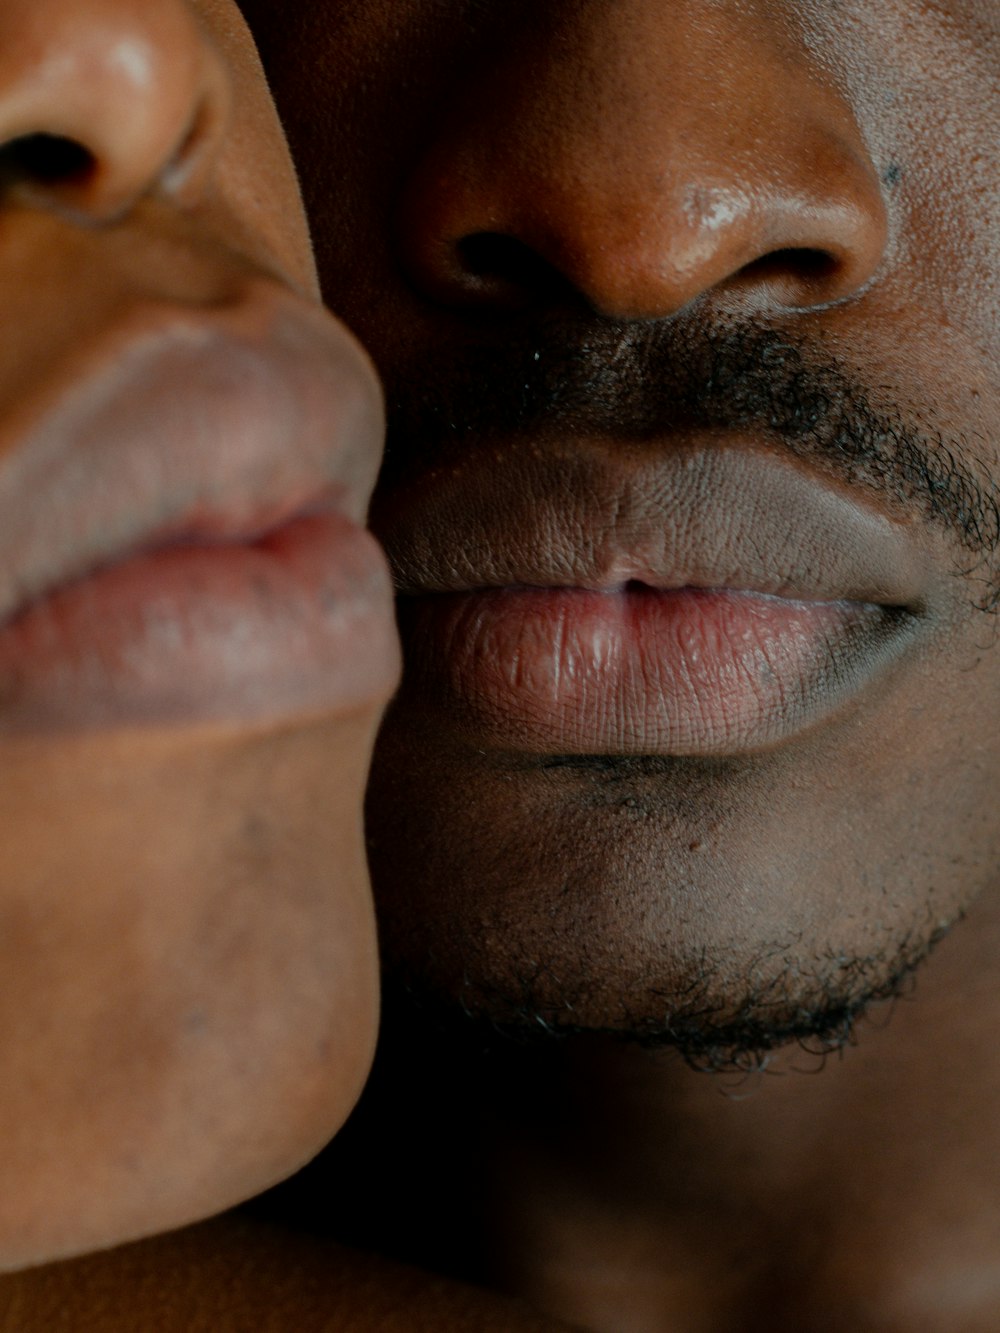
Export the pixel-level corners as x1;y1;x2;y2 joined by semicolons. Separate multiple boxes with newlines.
0;716;381;1271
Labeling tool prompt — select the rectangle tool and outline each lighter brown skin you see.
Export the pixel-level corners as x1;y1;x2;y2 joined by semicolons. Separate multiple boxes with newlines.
0;0;396;1278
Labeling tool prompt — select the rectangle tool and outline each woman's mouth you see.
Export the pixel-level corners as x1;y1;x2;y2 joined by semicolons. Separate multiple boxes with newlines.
0;276;400;734
0;511;399;733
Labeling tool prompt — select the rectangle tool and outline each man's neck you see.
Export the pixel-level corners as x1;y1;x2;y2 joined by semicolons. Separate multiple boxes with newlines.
252;884;1000;1331
473;885;1000;1331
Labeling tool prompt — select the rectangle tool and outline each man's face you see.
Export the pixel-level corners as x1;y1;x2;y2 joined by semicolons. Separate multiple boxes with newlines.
247;0;1000;1064
0;0;398;1268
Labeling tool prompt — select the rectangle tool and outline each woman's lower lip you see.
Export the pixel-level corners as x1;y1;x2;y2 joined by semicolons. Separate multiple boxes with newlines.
396;585;914;756
0;513;400;733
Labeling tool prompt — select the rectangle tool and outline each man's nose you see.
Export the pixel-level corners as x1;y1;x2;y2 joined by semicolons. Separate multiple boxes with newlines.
398;3;888;320
0;0;227;220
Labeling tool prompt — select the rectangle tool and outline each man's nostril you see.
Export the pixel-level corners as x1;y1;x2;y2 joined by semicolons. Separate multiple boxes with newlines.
737;246;841;297
0;134;96;190
458;232;537;279
455;231;579;306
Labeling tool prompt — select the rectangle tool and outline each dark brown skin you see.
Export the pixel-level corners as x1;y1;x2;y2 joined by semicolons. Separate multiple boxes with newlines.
235;1;998;1329
245;0;1000;1041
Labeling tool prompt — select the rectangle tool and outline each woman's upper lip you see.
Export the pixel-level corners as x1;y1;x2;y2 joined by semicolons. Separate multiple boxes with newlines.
0;278;384;626
374;443;934;608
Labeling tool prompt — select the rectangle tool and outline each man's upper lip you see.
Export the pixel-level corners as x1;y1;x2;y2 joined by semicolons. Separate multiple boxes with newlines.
0;279;384;626
374;442;932;607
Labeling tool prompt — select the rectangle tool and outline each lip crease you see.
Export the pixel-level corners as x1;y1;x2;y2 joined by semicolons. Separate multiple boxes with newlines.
0;511;399;734
397;584;910;756
0;279;401;732
376;444;932;756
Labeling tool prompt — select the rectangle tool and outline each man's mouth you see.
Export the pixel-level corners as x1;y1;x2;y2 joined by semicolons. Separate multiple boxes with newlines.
376;442;935;757
396;583;910;756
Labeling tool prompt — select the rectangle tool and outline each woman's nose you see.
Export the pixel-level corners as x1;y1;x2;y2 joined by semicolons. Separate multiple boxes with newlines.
0;0;228;220
398;2;889;320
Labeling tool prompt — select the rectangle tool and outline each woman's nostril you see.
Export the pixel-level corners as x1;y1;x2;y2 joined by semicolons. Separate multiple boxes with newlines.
159;94;226;197
0;134;96;190
0;4;231;223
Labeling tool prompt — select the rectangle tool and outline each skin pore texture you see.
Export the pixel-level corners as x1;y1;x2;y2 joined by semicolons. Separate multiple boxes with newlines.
3;1;1000;1330
233;1;999;1329
242;0;1000;1057
0;0;404;1278
0;3;569;1328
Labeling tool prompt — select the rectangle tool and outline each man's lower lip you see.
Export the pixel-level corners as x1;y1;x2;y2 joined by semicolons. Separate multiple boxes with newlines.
0;513;400;733
396;586;914;756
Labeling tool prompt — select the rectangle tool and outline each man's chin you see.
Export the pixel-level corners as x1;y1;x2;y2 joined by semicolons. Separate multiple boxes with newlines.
378;921;954;1075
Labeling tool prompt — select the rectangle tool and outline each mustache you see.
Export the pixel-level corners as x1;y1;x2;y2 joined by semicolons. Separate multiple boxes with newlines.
383;316;999;600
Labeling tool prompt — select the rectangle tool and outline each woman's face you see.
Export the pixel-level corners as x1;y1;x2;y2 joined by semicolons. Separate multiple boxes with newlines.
0;0;398;1269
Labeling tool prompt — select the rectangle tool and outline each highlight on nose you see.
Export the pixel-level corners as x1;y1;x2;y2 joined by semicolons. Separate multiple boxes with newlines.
397;7;889;321
0;0;229;220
